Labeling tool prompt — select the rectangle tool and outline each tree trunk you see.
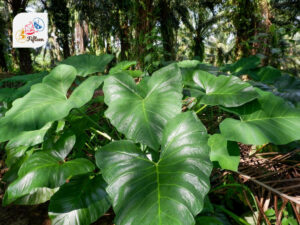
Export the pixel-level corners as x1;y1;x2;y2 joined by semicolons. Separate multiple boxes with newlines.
193;35;205;61
158;0;175;61
18;48;33;73
76;22;85;54
8;0;33;73
119;11;130;60
49;0;71;59
259;0;272;66
0;42;8;72
135;0;154;69
0;13;8;72
233;0;259;58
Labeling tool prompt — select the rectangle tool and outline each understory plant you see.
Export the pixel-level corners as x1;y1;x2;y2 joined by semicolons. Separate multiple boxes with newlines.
0;54;300;225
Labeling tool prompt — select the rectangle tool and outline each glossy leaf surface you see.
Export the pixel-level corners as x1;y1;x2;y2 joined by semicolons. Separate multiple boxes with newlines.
0;65;106;142
60;54;113;77
3;134;94;205
193;70;258;107
49;175;110;225
96;112;212;225
220;90;300;145
103;63;182;150
208;134;240;171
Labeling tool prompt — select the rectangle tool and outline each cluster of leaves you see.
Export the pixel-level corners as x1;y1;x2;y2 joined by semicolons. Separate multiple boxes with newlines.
1;54;300;225
222;55;300;106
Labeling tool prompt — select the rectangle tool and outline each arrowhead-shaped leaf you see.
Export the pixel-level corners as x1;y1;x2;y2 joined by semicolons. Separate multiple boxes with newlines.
208;134;240;171
0;65;106;142
3;134;94;205
49;175;111;225
193;70;258;107
96;112;212;225
220;90;300;145
103;63;182;150
60;54;113;77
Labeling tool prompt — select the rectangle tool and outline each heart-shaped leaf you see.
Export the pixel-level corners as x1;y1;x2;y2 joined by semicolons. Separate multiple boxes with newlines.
220;90;300;145
60;54;113;77
0;65;106;142
49;175;111;225
192;70;258;107
208;134;240;171
96;112;212;225
103;63;182;150
3;134;94;205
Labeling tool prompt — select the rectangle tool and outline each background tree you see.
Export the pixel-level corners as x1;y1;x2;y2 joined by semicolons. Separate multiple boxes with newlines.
5;0;33;73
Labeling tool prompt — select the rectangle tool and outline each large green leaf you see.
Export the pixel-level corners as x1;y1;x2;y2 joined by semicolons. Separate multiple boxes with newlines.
49;175;111;225
222;56;261;76
208;134;240;171
0;65;106;142
193;70;258;107
60;54;113;77
220;90;300;145
3;134;94;205
103;63;182;150
96;112;212;225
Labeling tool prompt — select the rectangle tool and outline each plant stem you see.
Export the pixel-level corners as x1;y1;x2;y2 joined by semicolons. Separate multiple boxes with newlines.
75;108;112;141
75;108;101;129
196;104;207;114
92;128;113;141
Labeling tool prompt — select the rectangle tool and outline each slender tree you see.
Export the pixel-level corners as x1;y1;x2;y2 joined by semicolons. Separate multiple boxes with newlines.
48;0;71;58
231;0;259;58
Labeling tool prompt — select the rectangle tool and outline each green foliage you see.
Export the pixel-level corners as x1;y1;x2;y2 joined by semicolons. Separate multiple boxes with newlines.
3;133;94;206
49;175;110;225
103;63;182;150
193;70;258;107
0;65;106;142
60;54;114;77
109;61;143;78
96;112;212;225
220;90;300;145
1;54;299;225
222;56;261;76
208;134;240;171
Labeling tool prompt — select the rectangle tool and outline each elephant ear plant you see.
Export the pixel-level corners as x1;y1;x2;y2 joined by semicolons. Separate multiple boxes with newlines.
1;55;300;225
